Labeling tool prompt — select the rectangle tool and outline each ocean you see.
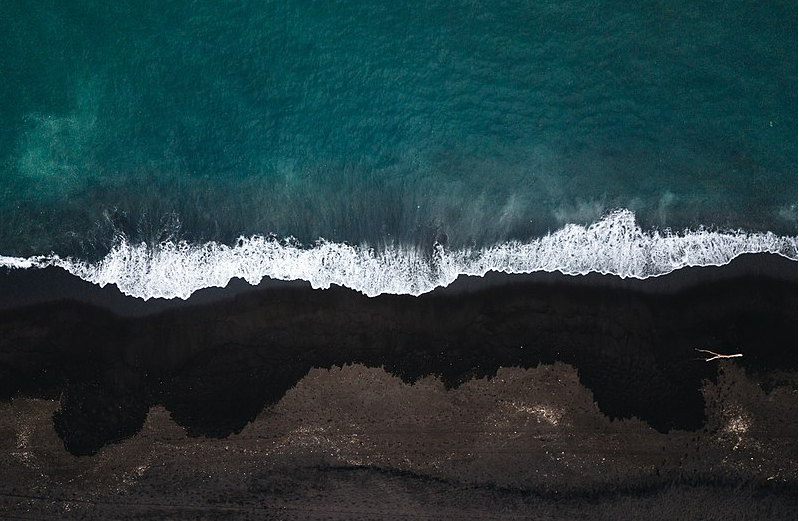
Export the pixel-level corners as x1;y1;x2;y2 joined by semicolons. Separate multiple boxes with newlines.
0;0;796;298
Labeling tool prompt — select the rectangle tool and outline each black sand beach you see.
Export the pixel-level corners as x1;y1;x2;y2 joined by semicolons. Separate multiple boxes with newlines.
1;253;796;519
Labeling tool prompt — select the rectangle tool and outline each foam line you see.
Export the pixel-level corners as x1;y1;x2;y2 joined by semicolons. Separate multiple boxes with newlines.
1;210;796;300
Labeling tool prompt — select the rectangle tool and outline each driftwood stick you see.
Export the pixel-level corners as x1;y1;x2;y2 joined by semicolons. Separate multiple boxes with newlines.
695;348;743;362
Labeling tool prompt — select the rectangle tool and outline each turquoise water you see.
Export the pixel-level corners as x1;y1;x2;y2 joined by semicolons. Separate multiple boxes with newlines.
0;1;796;295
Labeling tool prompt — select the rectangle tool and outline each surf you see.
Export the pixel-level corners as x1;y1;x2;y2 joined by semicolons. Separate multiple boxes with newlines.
0;209;796;301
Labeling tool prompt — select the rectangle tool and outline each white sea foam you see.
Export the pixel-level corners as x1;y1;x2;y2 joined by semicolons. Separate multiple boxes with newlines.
1;210;796;300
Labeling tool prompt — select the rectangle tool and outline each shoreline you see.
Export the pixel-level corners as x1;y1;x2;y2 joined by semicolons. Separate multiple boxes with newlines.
0;251;795;316
1;251;795;518
1;251;795;435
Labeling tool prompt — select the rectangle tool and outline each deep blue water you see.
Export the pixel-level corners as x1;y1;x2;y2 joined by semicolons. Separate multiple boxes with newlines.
0;1;796;298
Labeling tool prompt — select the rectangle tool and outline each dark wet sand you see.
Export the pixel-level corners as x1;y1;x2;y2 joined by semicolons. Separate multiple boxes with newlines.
0;253;796;519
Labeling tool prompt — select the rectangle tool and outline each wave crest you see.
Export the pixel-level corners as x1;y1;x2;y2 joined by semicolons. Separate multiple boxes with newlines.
2;210;796;300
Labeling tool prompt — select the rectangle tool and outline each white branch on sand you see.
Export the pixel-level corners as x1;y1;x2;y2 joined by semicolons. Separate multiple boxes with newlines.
695;348;743;362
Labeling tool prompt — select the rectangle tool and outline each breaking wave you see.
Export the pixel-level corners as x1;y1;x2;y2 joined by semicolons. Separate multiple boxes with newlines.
1;210;796;300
